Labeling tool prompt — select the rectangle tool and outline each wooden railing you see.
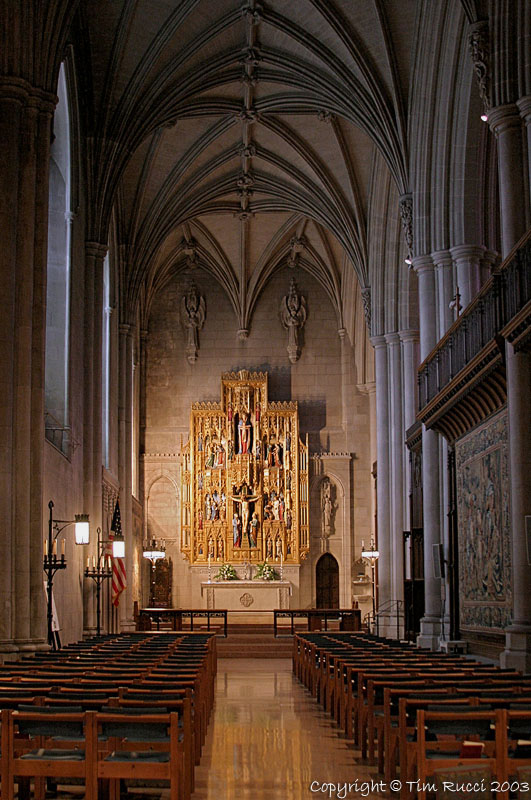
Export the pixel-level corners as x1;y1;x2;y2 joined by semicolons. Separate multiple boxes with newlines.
418;232;531;413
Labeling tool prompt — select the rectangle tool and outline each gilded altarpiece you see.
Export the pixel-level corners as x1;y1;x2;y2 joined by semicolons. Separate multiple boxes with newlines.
180;372;309;565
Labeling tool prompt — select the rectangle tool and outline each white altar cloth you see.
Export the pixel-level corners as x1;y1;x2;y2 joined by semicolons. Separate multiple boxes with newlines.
200;580;291;610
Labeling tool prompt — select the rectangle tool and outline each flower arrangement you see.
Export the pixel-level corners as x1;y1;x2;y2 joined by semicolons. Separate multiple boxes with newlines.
254;561;279;581
214;562;238;581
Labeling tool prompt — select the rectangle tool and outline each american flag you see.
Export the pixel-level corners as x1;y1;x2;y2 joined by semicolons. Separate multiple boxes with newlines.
107;500;126;607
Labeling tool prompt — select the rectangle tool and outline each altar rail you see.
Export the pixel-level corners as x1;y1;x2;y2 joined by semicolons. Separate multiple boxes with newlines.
273;609;361;637
138;608;228;637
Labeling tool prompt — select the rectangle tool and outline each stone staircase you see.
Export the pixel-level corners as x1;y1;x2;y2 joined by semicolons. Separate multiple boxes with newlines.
216;624;293;658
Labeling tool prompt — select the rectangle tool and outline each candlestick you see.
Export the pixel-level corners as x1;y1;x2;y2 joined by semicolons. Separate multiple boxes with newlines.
61;538;65;557
44;538;48;556
52;539;57;556
87;557;90;569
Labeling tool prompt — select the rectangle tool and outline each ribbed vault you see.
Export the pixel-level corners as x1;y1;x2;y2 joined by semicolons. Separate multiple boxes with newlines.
75;0;418;334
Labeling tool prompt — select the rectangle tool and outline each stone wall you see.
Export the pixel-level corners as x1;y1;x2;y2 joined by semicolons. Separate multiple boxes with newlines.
144;265;373;607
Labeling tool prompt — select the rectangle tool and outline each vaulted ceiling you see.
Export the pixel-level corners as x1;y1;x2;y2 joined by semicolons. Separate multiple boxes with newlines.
78;0;418;332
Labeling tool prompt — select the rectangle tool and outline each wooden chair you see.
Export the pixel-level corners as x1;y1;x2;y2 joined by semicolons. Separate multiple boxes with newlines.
414;709;500;800
95;711;183;800
1;708;97;800
114;692;194;797
497;709;531;786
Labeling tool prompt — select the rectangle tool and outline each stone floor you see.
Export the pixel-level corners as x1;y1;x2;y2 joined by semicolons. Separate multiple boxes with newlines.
46;658;388;799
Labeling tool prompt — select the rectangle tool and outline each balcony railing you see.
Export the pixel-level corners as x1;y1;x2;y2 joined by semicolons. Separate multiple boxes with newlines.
418;233;531;412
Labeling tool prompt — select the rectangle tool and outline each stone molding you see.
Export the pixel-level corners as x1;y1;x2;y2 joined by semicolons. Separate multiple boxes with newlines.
488;103;522;136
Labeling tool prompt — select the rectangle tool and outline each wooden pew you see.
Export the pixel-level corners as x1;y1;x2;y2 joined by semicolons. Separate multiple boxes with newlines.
1;708;97;800
414;709;501;800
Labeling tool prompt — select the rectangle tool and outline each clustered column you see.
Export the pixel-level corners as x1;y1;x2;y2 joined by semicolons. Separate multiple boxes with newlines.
119;323;135;629
0;78;55;655
371;336;391;620
412;256;442;648
489;102;531;671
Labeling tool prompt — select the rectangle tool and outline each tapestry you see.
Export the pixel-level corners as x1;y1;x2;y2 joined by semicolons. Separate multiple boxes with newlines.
456;411;512;632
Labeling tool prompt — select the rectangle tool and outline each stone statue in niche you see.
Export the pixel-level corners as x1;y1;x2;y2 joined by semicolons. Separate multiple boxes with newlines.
280;278;307;363
321;478;337;537
180;281;206;364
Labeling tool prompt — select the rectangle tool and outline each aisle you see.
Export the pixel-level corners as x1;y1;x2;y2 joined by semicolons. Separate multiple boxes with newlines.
192;658;385;800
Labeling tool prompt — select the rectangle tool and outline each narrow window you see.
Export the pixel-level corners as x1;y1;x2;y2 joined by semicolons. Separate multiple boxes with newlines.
45;63;72;455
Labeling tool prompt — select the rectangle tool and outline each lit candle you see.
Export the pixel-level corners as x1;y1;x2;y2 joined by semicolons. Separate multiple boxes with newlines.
44;538;48;556
86;557;90;569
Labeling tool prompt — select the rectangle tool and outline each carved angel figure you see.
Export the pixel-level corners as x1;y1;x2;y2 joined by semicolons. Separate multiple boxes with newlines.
280;278;307;363
180;282;206;364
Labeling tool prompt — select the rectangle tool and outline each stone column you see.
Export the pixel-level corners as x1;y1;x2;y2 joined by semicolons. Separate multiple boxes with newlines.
501;345;531;671
488;104;527;255
0;79;56;656
516;96;531;199
119;324;136;629
138;329;148;508
400;330;420;532
371;336;391;617
82;243;107;637
489;102;531;669
338;328;352;445
29;97;55;649
385;333;404;621
450;245;484;309
432;250;454;338
0;81;22;655
480;249;498;288
413;256;442;648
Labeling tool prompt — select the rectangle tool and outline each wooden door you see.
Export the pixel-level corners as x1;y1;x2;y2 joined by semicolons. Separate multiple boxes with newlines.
316;553;339;608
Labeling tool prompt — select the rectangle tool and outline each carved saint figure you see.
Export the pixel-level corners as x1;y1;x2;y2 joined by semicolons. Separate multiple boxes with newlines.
232;513;242;547
321;478;336;536
249;512;259;547
280;278;307;363
180;282;206;364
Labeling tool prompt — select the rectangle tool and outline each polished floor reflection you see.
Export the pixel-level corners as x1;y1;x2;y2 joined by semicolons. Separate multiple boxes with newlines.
192;658;385;800
45;659;385;799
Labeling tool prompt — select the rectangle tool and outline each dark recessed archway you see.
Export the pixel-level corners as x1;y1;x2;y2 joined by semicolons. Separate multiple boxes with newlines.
316;553;339;609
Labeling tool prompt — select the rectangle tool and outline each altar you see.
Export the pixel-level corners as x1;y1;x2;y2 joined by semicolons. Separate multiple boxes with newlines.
201;580;291;611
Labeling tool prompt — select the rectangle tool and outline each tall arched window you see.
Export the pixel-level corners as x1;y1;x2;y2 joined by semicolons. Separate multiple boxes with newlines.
45;63;72;455
102;253;111;468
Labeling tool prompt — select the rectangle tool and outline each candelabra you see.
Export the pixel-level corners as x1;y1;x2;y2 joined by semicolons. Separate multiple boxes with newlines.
84;527;113;636
44;500;90;649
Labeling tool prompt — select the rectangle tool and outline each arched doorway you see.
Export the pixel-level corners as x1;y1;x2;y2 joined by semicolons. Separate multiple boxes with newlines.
316;554;339;608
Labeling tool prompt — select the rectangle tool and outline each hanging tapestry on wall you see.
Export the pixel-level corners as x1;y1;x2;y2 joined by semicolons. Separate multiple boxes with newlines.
180;371;309;565
456;410;512;631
